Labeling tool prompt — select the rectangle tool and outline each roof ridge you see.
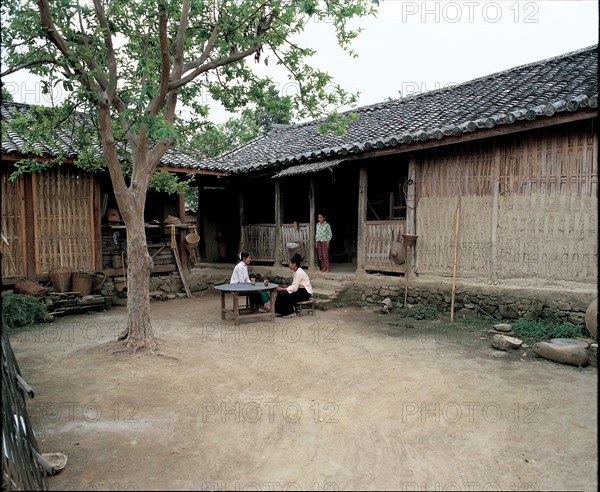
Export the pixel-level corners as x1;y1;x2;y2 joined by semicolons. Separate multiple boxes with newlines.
347;44;598;113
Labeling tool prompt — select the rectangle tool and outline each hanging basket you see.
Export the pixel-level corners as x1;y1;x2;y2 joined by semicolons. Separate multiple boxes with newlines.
71;271;93;297
49;267;72;293
185;232;200;249
14;277;49;299
388;232;406;265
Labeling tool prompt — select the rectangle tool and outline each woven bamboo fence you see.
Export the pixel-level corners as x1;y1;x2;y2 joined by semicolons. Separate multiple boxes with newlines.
1;329;47;490
278;223;309;264
241;223;310;264
1;173;27;277
32;168;95;274
415;119;598;283
364;220;406;273
242;224;275;262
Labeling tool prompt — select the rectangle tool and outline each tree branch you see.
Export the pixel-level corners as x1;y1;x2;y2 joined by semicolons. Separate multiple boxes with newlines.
182;21;220;73
36;0;98;97
170;43;263;92
148;1;172;118
0;58;56;77
92;0;118;102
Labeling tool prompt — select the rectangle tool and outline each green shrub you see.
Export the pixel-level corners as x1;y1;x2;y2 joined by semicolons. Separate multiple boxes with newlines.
1;293;48;328
395;303;439;320
511;318;587;343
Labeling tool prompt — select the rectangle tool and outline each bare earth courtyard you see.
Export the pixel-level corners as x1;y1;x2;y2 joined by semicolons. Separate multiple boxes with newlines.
9;290;598;492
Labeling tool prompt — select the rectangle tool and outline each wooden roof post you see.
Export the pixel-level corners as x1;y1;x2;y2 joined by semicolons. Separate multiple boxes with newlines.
405;155;417;278
490;142;500;284
238;189;245;255
309;176;316;270
177;191;188;269
356;165;367;273
274;180;281;265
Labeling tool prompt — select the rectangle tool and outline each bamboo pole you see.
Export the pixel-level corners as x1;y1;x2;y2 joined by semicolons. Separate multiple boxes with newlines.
450;195;461;322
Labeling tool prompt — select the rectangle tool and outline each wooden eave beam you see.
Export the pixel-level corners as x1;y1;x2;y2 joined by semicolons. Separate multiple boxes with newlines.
1;153;76;164
343;109;598;161
155;165;229;176
1;156;229;177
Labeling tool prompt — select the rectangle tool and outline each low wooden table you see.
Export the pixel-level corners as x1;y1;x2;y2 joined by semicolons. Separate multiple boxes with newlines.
214;282;279;324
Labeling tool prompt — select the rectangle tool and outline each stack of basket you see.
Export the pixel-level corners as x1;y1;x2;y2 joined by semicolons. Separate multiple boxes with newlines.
163;215;181;225
49;267;72;293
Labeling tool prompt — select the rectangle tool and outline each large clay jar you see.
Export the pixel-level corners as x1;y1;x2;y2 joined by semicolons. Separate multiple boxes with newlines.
585;298;597;338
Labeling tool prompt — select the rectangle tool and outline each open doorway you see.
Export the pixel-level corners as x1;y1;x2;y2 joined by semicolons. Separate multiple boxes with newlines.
314;164;359;269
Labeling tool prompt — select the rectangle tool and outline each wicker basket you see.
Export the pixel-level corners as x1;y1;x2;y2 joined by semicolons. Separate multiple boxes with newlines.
14;277;49;299
91;271;107;293
49;267;72;293
185;232;200;250
72;271;93;297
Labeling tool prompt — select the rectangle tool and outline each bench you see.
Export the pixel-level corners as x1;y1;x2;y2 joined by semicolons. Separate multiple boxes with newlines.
295;299;315;316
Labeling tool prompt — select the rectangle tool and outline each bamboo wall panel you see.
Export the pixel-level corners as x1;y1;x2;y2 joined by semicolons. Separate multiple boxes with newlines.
278;223;310;264
496;193;597;281
499;119;597;197
416;197;493;278
414;119;597;284
241;223;310;264
242;224;275;261
418;141;495;198
32;168;95;273
0;173;27;277
364;220;406;273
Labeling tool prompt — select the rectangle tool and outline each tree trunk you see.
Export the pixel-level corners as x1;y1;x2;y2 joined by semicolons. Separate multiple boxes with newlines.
120;199;155;352
95;104;157;352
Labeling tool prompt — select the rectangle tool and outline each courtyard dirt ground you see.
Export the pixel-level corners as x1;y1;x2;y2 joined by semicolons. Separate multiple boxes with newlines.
9;290;598;492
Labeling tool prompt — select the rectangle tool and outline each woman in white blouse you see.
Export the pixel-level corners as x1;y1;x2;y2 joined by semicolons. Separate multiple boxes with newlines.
230;252;263;309
274;252;313;318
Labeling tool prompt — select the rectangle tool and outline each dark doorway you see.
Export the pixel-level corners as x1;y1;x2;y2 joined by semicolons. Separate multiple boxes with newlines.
314;164;359;266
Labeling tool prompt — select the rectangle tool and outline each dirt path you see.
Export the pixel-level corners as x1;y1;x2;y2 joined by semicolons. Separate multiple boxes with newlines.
10;291;597;491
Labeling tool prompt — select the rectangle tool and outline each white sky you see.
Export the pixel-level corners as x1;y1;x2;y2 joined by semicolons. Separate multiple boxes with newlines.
3;0;598;124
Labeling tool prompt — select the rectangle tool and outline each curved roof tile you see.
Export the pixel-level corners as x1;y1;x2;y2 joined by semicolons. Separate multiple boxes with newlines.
204;45;597;174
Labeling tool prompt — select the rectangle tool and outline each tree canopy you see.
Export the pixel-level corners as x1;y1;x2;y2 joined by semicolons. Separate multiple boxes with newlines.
0;0;379;351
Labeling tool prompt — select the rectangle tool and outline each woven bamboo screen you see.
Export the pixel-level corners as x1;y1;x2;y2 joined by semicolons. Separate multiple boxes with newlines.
418;140;495;198
364;220;406;273
279;223;309;264
500;119;597;196
415;119;597;283
242;224;275;262
0;173;27;277
32;167;95;274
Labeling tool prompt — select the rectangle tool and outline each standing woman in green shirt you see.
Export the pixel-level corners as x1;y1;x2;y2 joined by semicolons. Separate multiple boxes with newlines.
315;213;333;272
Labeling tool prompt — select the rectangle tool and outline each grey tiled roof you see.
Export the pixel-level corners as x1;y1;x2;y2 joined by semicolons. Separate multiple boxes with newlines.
271;158;345;178
206;45;598;174
1;101;207;172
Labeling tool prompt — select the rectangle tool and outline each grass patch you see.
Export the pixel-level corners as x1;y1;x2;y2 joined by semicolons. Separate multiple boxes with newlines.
332;287;355;308
394;303;440;320
511;318;588;343
2;293;48;328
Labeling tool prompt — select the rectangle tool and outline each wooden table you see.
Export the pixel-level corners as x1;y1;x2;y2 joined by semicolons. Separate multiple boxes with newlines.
214;282;279;324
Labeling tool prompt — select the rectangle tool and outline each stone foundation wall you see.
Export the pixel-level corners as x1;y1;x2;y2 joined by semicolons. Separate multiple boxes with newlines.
354;277;596;326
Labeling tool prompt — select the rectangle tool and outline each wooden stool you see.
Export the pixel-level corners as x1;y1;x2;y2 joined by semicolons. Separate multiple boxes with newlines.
295;300;315;316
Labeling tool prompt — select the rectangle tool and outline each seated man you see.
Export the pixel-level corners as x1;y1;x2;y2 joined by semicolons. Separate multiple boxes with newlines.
274;253;313;318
